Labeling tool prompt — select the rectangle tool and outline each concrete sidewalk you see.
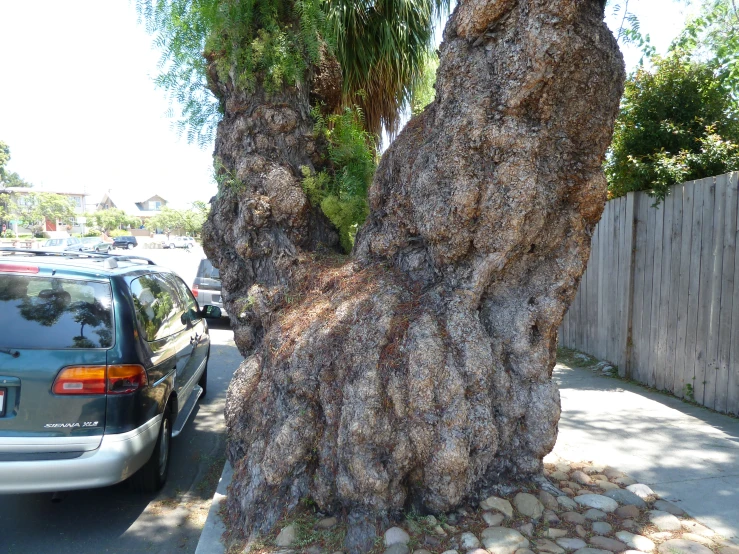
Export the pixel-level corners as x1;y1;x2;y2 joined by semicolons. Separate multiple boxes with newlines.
552;362;739;542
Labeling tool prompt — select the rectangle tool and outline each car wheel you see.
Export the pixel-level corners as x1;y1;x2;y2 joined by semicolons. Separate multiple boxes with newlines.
170;243;175;249
95;247;100;252
127;243;134;250
130;402;172;493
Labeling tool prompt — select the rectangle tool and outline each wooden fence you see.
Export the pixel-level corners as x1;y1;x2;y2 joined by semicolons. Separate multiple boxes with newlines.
559;172;739;415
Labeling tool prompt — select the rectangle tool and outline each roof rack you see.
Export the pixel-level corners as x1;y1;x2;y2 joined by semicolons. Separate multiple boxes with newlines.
0;248;156;266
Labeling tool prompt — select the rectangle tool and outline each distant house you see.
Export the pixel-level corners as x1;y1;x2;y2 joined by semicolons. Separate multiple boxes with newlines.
97;192;168;222
0;186;90;235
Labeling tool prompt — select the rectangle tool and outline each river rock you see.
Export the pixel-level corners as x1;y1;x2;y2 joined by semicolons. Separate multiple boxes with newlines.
589;537;628;552
514;493;544;519
481;527;529;554
535;539;565;554
275;523;298;547
648;510;682;531
575;494;618;512
385;527;411;547
583;509;606;520
626;484;655;499
604;489;647;508
615;531;655;552
480;497;513;518
557;538;587;551
460;532;481;550
483;512;505;526
652;500;686;516
591;522;612;535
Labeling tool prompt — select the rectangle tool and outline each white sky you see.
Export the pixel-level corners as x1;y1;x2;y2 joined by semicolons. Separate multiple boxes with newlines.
0;1;699;207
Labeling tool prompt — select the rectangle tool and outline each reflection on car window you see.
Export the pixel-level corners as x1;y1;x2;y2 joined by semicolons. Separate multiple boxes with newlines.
130;274;184;341
0;275;114;349
166;274;199;320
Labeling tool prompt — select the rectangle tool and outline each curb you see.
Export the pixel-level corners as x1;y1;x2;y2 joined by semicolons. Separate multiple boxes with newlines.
195;460;233;554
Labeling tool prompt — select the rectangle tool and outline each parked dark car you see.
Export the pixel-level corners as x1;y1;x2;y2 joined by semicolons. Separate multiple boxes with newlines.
192;258;226;316
0;248;221;493
112;236;138;250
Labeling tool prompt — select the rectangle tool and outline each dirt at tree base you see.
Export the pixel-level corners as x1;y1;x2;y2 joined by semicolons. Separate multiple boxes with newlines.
218;458;736;554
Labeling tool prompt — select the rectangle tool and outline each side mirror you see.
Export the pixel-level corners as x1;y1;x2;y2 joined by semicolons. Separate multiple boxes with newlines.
201;305;222;319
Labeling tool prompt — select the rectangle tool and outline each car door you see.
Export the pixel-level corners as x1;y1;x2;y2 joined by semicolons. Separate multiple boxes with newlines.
128;273;192;413
165;274;208;399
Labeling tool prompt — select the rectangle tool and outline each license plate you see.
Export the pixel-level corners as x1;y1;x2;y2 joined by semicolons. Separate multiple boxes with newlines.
0;388;5;417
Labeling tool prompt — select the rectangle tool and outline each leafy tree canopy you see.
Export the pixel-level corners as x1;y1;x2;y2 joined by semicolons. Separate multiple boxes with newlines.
16;192;76;233
145;203;209;236
137;0;449;141
88;208;141;233
0;141;33;188
0;141;9;182
605;50;739;202
675;0;739;100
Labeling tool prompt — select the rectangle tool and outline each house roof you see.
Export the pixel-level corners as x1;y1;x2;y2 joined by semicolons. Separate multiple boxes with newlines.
98;191;168;218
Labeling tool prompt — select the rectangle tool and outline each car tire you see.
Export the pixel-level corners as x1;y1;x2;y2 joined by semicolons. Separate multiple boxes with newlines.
127;243;134;250
130;402;173;493
170;243;175;249
95;247;100;252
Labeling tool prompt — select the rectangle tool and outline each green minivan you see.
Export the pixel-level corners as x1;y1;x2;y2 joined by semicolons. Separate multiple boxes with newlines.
0;248;221;493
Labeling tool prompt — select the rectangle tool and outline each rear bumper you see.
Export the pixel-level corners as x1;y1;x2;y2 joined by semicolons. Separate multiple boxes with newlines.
0;415;162;494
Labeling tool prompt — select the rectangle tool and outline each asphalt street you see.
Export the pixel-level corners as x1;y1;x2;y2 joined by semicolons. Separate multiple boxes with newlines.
0;245;243;554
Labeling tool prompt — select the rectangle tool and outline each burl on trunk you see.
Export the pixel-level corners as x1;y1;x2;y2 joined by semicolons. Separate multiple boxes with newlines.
203;0;624;550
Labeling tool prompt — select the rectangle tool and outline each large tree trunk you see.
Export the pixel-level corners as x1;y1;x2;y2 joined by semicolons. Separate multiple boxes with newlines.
206;0;624;551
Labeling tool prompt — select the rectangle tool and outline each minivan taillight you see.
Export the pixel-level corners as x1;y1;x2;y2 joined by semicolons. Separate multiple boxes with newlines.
107;365;148;394
53;365;147;395
192;284;198;298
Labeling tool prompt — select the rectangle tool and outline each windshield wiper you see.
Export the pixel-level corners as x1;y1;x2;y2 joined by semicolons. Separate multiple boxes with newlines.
0;348;20;358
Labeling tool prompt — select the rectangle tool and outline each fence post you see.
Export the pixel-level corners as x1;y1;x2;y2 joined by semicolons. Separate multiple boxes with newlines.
620;192;638;378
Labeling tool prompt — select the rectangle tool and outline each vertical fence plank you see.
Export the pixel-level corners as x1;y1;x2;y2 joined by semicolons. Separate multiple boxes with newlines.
656;191;673;392
695;178;716;405
621;193;637;377
638;197;657;385
676;181;697;397
609;198;621;363
705;176;726;410
648;200;665;388
717;173;737;414
631;193;649;384
666;184;683;396
684;181;705;401
728;172;739;415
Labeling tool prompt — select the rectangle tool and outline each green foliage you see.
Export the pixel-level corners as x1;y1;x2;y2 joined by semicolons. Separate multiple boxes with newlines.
674;0;739;102
15;192;76;234
302;106;376;252
0;141;33;189
605;51;739;202
606;0;656;62
137;0;328;144
0;141;9;182
138;0;449;141
326;0;450;135
145;202;209;236
108;229;131;238
88;208;141;233
410;52;438;116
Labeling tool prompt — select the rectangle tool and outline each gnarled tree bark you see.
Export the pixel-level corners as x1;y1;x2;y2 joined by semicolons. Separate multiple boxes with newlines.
204;0;624;552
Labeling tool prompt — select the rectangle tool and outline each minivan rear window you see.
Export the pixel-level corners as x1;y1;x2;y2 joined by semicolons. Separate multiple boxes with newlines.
198;260;220;280
0;274;114;349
